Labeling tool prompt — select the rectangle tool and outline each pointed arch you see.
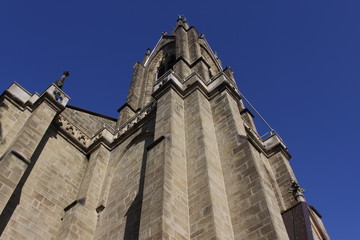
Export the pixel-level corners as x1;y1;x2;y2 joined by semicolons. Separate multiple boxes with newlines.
139;41;176;108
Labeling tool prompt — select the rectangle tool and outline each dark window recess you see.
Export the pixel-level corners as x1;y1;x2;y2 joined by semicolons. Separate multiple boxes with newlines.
158;65;166;78
157;55;176;79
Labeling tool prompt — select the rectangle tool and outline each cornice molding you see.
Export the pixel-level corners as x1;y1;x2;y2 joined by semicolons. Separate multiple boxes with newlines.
54;101;157;154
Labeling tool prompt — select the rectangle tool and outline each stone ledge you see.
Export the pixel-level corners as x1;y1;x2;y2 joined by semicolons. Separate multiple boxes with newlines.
67;105;116;122
152;71;241;103
147;136;165;151
240;108;255;118
245;127;291;159
117;102;137;114
10;150;31;165
55;102;156;155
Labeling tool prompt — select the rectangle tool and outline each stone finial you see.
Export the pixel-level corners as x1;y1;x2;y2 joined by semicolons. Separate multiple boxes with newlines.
146;48;151;55
199;33;205;39
54;71;70;89
177;14;186;21
289;180;305;202
162;31;168;36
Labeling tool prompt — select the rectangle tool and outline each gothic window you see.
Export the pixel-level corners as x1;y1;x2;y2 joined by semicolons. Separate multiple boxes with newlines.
157;54;176;79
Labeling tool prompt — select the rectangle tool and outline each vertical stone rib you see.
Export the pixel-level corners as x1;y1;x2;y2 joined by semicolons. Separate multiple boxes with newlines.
187;28;201;62
247;145;290;240
126;62;145;110
268;153;297;210
211;91;289;240
185;91;234;239
139;139;166;240
140;89;189;239
175;27;190;63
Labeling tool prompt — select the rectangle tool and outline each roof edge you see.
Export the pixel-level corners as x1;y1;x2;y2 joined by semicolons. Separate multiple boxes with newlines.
66;105;117;121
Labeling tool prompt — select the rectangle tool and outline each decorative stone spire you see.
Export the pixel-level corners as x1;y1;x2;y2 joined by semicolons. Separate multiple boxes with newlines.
54;71;70;89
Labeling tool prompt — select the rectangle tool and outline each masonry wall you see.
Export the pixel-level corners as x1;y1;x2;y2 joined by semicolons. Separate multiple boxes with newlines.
0;17;329;239
94;119;155;240
62;107;116;137
184;90;233;239
0;85;317;240
0;128;87;240
0;84;326;239
139;89;189;240
210;91;290;240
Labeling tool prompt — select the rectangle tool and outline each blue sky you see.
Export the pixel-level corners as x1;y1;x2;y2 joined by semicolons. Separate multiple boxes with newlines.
1;1;359;238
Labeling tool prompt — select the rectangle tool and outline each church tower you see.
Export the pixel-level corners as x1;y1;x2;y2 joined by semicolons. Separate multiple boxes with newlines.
0;17;329;239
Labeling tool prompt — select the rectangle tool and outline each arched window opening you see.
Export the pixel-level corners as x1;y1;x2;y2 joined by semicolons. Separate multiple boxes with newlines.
157;54;176;79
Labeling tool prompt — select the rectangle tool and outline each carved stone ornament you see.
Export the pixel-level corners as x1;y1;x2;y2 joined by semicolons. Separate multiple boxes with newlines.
289;180;305;202
114;101;156;140
58;116;89;146
53;89;63;102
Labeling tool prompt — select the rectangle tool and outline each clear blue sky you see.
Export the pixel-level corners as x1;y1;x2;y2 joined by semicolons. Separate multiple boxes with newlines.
1;1;359;239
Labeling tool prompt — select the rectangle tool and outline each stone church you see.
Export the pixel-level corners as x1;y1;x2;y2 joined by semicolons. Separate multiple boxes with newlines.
0;17;329;239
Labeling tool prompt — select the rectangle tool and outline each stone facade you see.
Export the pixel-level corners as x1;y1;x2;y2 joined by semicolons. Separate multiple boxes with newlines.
0;18;329;239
